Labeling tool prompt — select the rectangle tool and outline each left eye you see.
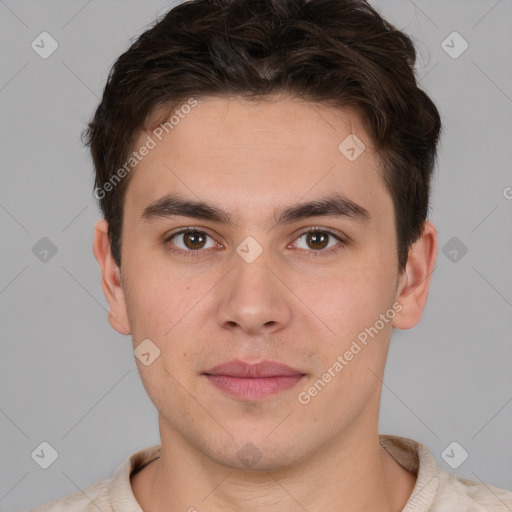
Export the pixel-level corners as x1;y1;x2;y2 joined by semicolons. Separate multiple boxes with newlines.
293;229;344;252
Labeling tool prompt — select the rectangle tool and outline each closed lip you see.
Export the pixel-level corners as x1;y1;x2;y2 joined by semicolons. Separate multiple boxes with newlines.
203;359;305;378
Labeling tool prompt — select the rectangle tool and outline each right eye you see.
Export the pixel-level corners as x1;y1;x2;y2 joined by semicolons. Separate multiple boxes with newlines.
165;229;220;257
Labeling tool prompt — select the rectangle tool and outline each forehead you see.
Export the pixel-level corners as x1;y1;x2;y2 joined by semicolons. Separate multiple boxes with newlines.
125;95;390;226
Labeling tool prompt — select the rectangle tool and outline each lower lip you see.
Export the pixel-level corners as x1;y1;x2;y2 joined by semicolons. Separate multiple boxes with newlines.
205;374;305;400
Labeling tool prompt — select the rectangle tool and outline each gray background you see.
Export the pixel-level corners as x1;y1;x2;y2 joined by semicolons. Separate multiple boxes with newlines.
1;0;511;510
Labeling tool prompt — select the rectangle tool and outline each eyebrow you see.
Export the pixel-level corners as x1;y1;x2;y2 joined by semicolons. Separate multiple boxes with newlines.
141;192;370;229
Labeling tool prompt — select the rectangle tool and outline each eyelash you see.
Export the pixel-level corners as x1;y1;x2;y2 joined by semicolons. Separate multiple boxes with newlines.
164;227;347;258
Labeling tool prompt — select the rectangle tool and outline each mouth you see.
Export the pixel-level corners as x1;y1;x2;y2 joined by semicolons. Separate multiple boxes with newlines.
202;359;306;401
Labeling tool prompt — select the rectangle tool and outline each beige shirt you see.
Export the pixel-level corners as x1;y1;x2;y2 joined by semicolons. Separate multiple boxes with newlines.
31;434;512;511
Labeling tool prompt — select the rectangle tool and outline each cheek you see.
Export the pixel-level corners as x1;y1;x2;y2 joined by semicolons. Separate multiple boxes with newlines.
122;252;218;349
301;259;391;334
122;256;176;337
297;270;395;388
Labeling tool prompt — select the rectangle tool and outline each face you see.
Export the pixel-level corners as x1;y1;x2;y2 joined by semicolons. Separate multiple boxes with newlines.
95;95;435;471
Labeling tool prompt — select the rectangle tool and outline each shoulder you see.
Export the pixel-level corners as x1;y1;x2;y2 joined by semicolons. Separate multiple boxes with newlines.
28;444;160;511
379;434;512;512
29;478;112;511
432;467;512;512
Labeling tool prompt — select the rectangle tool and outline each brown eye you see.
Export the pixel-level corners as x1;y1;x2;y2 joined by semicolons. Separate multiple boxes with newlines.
305;231;329;250
166;229;217;255
182;230;207;250
293;228;346;254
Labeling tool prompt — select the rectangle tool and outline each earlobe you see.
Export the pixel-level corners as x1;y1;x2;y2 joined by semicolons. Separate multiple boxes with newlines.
92;218;131;335
392;220;438;330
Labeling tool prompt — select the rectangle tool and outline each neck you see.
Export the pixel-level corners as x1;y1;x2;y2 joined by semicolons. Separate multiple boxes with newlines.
131;424;416;512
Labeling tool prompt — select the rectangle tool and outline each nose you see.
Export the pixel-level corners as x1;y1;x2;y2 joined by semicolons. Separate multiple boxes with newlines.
215;246;292;336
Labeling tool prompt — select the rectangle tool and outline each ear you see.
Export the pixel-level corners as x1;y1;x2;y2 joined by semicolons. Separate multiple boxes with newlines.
392;220;438;330
92;218;131;335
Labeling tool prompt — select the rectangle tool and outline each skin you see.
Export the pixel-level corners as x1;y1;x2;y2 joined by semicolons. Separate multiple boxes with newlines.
93;95;437;512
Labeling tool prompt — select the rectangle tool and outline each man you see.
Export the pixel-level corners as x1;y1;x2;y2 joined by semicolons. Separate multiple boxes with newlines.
33;0;512;510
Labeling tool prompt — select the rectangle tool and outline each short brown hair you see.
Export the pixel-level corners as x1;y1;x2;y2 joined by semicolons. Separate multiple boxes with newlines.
83;0;442;274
